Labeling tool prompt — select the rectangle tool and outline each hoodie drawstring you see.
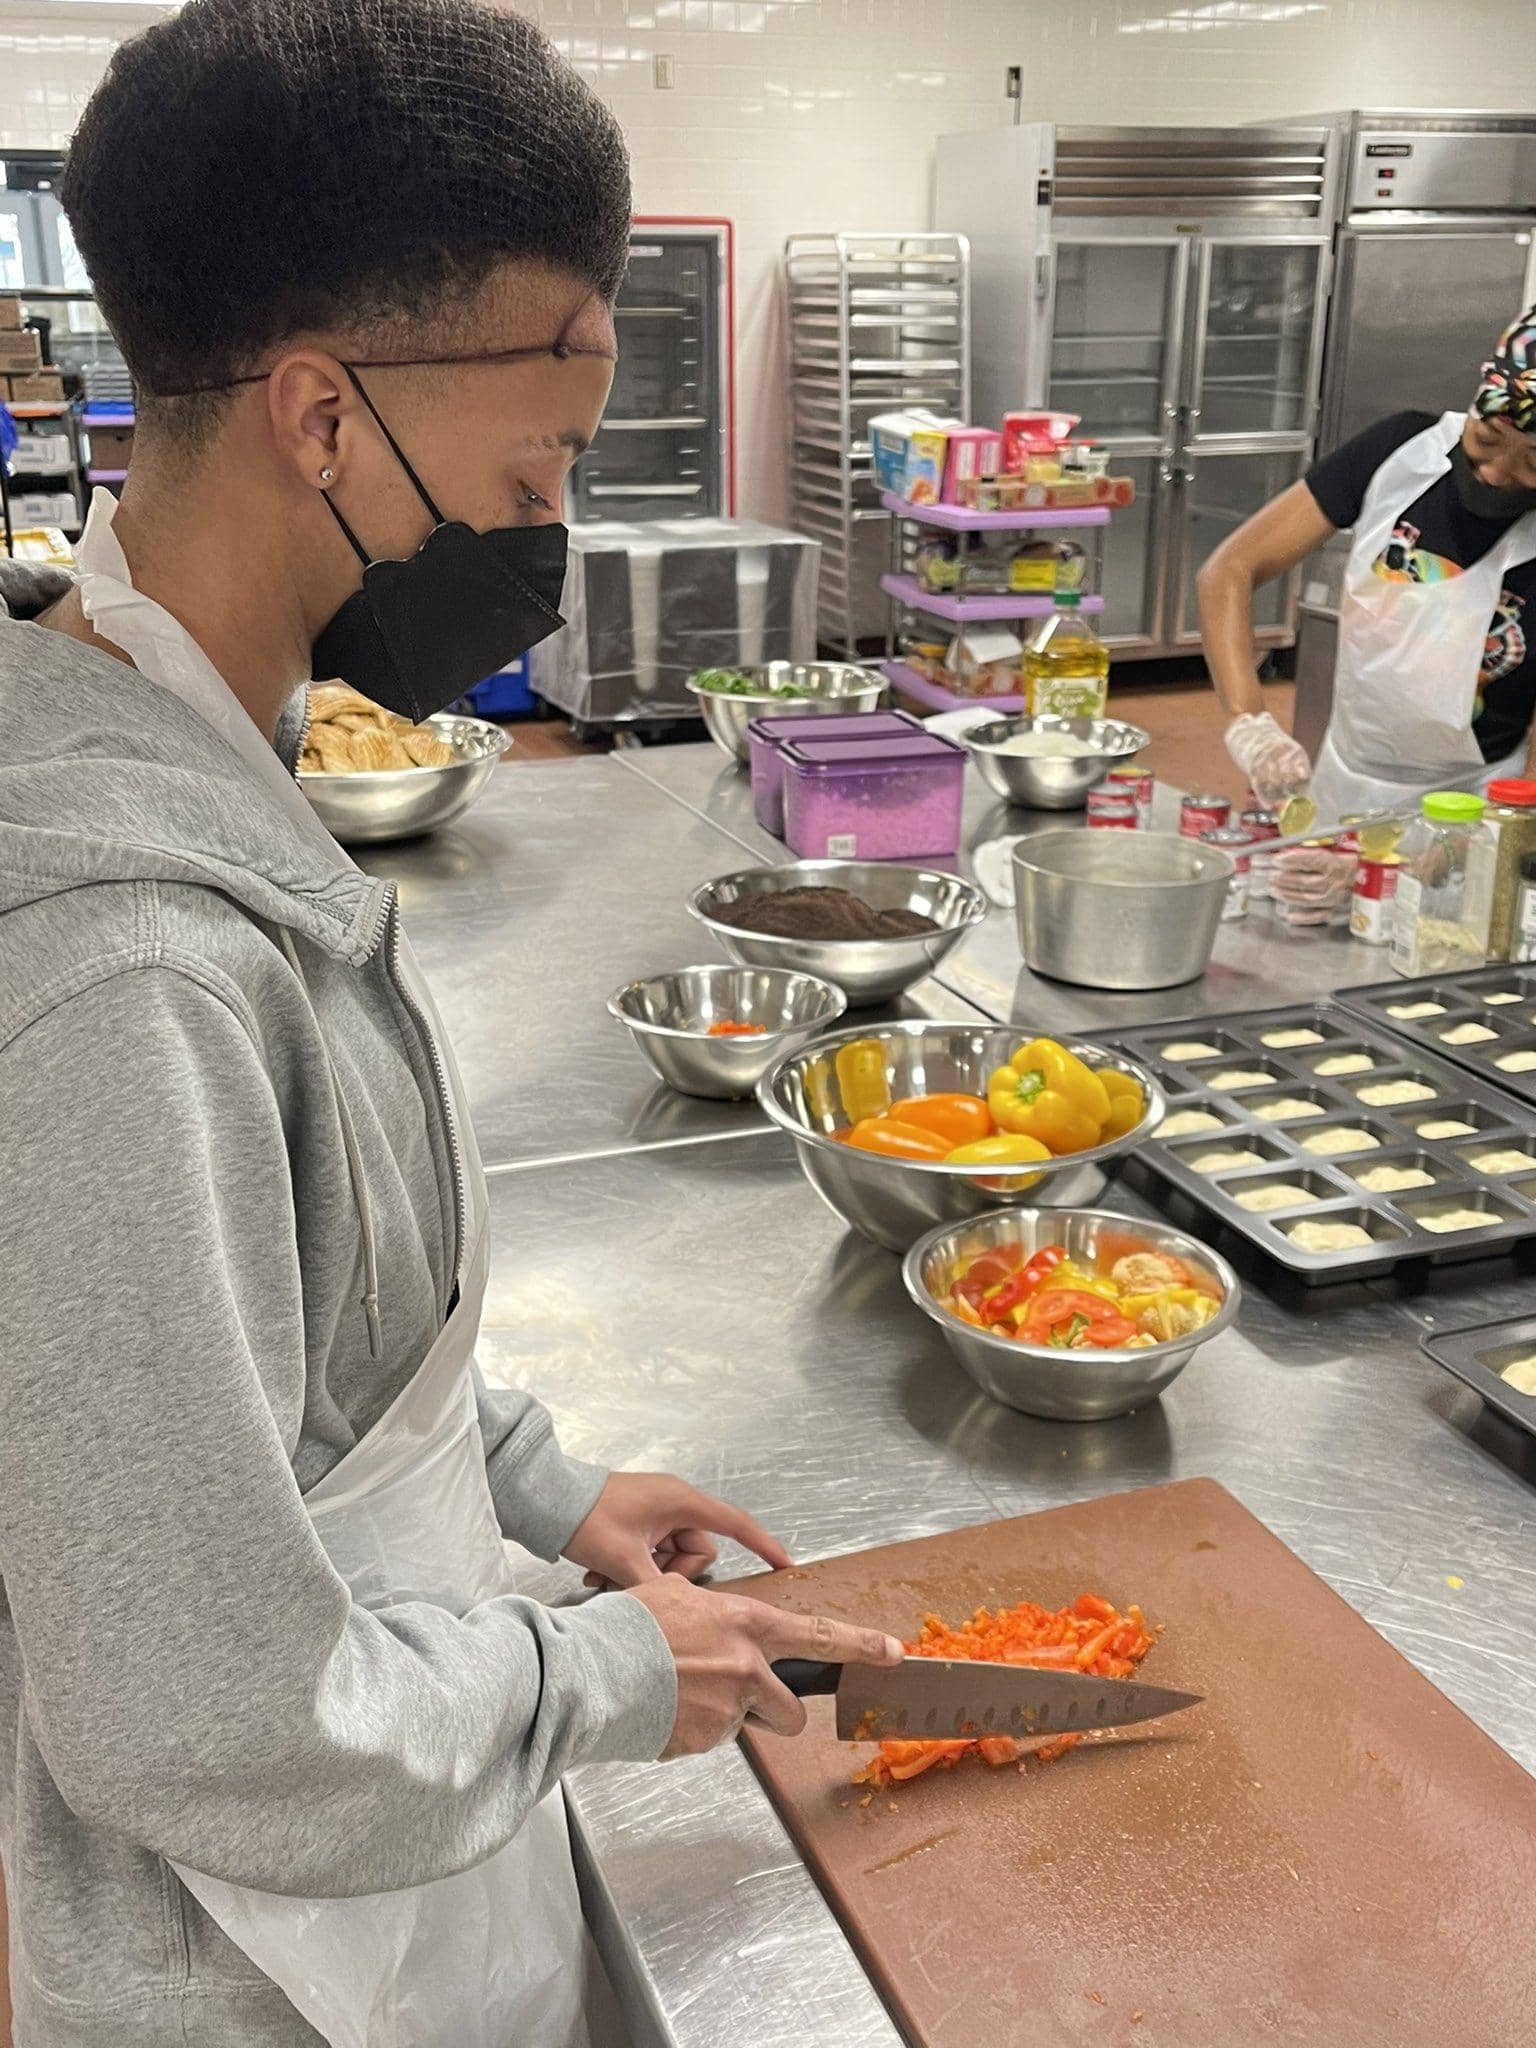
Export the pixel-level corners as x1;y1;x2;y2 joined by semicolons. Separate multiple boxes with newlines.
278;927;384;1364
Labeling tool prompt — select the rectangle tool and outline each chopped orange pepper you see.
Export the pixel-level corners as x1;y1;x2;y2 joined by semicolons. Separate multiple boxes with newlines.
852;1592;1159;1790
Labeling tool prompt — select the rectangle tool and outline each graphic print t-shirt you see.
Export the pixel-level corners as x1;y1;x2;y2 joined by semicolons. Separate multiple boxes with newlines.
1305;410;1536;764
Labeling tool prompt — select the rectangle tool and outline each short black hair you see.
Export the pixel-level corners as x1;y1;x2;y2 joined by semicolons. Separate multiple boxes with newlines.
62;0;631;427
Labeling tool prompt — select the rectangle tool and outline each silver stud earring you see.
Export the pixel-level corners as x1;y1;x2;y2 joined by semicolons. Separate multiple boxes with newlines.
319;466;335;484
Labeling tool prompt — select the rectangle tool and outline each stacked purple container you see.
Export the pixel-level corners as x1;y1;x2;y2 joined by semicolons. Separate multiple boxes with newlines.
780;730;966;862
746;708;924;835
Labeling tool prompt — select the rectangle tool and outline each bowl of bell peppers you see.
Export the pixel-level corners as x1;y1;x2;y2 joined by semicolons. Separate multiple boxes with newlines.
757;1021;1164;1252
903;1206;1239;1420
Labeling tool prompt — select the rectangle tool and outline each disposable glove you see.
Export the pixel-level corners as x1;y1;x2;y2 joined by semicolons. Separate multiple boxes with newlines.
1273;844;1356;925
1224;710;1311;809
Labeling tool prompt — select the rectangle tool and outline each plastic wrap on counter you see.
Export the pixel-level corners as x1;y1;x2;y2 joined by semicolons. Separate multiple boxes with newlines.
530;518;820;725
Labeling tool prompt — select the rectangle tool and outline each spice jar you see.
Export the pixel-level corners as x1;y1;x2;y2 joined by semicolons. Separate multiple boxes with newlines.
1514;852;1536;963
1482;778;1536;962
1389;791;1497;978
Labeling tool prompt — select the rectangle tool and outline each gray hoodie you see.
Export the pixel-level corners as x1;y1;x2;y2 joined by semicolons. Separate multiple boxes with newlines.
0;563;675;2046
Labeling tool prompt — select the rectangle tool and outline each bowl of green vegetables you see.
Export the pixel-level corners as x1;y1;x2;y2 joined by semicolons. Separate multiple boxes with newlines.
686;661;887;763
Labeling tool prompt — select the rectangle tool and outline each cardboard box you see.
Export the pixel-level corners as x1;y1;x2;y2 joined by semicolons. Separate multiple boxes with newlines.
0;328;43;374
0;297;23;330
87;423;134;467
869;409;962;506
5;368;66;405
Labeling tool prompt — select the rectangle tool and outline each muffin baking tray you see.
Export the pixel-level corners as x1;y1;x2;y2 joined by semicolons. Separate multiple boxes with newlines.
1103;1002;1536;1283
1338;965;1536;1110
1421;1313;1536;1443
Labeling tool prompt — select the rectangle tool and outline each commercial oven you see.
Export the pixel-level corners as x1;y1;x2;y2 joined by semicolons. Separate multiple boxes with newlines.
934;123;1341;662
571;217;734;526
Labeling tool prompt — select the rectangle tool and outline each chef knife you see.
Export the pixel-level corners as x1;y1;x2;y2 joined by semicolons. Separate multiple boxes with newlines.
770;1657;1202;1743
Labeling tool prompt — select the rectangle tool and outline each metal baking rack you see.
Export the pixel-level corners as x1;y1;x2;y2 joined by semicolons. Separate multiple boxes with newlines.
1421;1312;1536;1444
1102;1002;1536;1285
1337;965;1536;1111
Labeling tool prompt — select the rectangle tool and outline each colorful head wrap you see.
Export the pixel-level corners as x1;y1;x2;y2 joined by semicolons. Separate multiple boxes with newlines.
1474;306;1536;434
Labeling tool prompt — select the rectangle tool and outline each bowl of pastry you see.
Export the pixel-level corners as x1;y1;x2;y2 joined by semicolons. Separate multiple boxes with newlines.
298;684;508;843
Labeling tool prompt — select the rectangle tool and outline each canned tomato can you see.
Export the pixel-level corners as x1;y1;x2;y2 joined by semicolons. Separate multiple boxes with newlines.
1086;788;1139;830
1240;808;1279;897
1180;793;1232;839
1350;854;1400;946
1105;765;1154;824
1201;825;1252;920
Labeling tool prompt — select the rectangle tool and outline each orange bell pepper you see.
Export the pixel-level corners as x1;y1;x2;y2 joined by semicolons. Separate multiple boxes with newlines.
847;1116;951;1161
888;1092;992;1148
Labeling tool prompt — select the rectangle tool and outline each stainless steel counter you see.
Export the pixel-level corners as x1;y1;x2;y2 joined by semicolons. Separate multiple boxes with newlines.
475;1133;1536;2048
378;749;1534;2048
618;740;1394;1030
356;756;979;1171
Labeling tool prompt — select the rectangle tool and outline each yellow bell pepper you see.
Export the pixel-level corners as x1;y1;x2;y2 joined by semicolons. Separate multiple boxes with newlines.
986;1038;1111;1154
943;1132;1053;1168
1035;1264;1120;1303
1100;1068;1146;1141
835;1038;891;1124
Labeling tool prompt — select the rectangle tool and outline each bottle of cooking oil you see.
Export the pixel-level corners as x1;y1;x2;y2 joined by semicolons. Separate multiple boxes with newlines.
1022;590;1110;719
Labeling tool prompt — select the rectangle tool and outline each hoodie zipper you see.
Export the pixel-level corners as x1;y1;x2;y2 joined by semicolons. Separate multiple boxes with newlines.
383;887;466;1292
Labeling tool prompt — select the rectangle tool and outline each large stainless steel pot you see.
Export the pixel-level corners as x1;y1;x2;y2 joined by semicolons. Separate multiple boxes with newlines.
1012;829;1233;990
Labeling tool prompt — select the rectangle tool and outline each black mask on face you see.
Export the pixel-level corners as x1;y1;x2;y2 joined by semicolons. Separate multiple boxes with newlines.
1448;437;1536;522
310;369;569;721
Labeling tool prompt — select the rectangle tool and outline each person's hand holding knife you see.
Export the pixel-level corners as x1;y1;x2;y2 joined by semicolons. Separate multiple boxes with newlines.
566;1472;903;1752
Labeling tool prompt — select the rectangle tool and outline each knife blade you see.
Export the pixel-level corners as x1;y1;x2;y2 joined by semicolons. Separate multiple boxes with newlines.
771;1657;1202;1743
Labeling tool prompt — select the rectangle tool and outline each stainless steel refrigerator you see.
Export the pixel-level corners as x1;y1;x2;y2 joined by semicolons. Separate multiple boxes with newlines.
1298;112;1536;456
570;216;734;524
934;123;1340;660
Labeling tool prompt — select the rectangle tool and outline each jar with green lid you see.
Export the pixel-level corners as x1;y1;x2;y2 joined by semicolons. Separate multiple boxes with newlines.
1483;778;1536;962
1389;790;1497;978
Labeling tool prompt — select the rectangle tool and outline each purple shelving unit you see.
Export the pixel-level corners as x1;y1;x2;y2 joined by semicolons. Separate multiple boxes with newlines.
883;659;1024;717
880;570;1105;625
879;491;1111;531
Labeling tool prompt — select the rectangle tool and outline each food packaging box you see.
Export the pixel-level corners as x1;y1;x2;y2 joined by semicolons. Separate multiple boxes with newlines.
12;431;72;472
6;368;66;405
940;426;1003;503
0;327;44;374
0;297;23;330
86;423;135;467
9;490;79;526
869;409;961;505
781;730;966;862
747;708;923;837
946;624;1024;698
1000;408;1079;472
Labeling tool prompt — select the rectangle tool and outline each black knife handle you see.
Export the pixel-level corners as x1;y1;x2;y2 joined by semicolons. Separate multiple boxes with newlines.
770;1658;842;1697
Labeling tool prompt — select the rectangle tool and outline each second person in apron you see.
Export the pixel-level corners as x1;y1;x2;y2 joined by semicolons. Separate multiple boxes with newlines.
1199;305;1536;920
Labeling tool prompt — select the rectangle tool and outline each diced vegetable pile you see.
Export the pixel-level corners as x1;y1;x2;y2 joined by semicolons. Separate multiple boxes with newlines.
854;1592;1159;1788
945;1242;1222;1351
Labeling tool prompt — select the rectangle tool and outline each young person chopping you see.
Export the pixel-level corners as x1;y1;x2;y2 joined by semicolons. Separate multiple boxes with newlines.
1199;307;1536;920
0;5;899;2043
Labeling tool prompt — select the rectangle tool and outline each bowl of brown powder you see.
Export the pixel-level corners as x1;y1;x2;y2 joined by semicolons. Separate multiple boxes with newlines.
689;859;987;1007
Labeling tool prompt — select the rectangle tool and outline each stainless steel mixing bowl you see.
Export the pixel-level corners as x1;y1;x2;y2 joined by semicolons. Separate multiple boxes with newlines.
685;662;886;763
758;1020;1164;1251
962;713;1150;810
689;859;987;1008
606;965;846;1100
904;1206;1239;1420
1012;829;1233;990
298;713;507;844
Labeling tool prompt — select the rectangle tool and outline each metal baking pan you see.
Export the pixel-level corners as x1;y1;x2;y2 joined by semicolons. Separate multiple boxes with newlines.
1337;965;1536;1110
1421;1313;1536;1443
1102;1002;1536;1285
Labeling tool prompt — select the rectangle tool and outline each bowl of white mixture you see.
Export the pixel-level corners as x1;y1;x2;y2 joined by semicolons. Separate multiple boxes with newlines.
961;714;1149;810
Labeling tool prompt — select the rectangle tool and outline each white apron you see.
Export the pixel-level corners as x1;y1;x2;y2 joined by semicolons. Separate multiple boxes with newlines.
73;491;591;2048
1314;411;1536;818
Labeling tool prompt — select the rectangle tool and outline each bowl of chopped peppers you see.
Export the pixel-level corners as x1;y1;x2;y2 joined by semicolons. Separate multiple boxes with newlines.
903;1206;1238;1419
758;1022;1165;1251
607;964;846;1099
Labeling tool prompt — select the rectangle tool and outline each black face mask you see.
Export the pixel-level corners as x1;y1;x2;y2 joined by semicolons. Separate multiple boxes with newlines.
1448;437;1536;523
311;369;569;721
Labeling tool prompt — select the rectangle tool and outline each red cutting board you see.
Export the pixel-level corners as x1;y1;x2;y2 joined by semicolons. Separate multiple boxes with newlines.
736;1479;1535;2048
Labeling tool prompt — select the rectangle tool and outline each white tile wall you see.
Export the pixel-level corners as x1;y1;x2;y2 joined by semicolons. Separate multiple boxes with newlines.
2;0;1533;519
